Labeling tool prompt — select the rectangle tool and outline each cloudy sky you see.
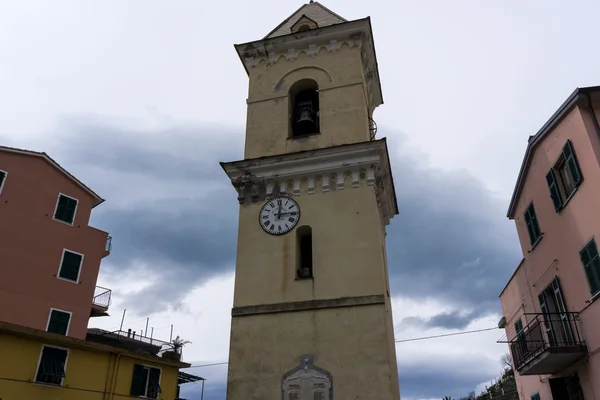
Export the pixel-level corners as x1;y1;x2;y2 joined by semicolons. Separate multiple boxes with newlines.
2;0;600;398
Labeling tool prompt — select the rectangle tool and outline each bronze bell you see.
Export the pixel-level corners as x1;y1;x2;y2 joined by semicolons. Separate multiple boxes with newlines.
296;100;315;124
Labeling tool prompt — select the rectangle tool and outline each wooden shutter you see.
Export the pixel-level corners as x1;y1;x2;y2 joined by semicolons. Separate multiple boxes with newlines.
48;310;70;335
538;291;555;345
580;241;600;295
148;368;161;399
562;140;582;186
551;276;574;345
59;252;82;282
130;364;146;396
546;169;563;212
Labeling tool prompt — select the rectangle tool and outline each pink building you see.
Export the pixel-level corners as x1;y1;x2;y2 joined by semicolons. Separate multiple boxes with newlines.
499;86;600;400
0;146;112;340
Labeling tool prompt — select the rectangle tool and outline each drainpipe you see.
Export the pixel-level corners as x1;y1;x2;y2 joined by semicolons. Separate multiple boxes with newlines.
109;354;121;400
585;93;600;138
102;353;114;400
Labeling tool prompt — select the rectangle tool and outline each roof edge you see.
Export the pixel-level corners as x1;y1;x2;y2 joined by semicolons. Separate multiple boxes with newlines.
263;1;348;39
0;321;190;368
498;257;525;298
0;146;105;207
506;85;600;218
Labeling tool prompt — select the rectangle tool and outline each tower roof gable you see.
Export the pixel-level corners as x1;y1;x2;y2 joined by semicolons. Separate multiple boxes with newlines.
265;2;347;39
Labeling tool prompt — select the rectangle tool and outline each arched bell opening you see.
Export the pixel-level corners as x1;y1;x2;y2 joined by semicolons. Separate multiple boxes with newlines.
289;79;320;138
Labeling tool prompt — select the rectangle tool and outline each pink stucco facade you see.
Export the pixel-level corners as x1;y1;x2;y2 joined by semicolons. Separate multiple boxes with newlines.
500;88;600;400
0;148;110;340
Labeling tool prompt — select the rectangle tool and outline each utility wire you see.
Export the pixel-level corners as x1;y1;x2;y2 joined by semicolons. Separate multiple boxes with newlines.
394;327;498;343
184;327;499;369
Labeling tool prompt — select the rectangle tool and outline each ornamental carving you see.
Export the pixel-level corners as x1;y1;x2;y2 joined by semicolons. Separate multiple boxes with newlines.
282;355;333;400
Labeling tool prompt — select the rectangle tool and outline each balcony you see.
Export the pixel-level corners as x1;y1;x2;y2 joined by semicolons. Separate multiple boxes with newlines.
500;313;587;376
91;286;111;317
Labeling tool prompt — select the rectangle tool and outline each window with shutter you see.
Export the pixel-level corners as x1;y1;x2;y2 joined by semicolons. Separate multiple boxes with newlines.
524;203;542;245
35;346;68;386
546;140;583;213
58;250;83;282
0;170;6;196
580;239;600;296
130;364;161;398
47;309;71;335
53;194;78;225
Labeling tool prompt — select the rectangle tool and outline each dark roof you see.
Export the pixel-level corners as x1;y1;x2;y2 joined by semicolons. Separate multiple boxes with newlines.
0;145;105;207
178;371;205;384
506;86;600;218
264;1;347;39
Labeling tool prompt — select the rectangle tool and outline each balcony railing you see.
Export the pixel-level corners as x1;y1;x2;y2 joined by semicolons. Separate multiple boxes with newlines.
501;312;587;375
92;286;112;309
87;328;175;356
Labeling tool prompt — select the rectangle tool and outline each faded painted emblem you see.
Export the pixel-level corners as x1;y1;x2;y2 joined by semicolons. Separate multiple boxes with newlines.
282;355;332;400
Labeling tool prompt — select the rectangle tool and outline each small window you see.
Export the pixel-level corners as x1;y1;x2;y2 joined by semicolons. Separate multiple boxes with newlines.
58;250;83;283
53;193;78;225
531;393;540;400
296;226;313;279
289;79;320;137
524;202;542;246
580;239;600;296
297;24;311;32
46;309;71;335
35;346;68;386
546;140;582;212
0;169;7;196
130;364;162;399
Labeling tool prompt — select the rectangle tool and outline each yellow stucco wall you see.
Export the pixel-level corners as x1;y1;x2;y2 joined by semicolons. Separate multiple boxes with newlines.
244;44;372;159
228;304;399;399
0;333;180;399
234;184;387;307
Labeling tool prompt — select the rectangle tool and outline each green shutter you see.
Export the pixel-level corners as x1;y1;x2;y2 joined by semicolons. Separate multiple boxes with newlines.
580;241;600;296
546;169;563;212
55;195;77;224
130;364;146;396
59;251;82;282
524;204;541;245
148;368;161;398
48;310;70;335
562;140;583;186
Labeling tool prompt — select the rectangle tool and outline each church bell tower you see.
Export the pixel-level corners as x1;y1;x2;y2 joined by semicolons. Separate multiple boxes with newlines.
221;2;401;398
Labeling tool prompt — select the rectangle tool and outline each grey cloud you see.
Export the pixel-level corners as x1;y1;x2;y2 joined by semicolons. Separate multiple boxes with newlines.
47;118;521;325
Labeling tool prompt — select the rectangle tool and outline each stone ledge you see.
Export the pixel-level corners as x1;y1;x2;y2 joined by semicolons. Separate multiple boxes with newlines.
231;294;385;317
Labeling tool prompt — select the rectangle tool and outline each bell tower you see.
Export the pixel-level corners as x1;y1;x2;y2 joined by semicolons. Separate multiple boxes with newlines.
221;2;401;399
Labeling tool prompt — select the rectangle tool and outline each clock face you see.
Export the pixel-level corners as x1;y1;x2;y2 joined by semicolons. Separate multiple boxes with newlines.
259;196;300;235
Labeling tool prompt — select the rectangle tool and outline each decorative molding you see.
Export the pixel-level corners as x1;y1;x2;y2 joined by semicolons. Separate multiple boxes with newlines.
282;355;333;400
231;294;385;317
234;18;383;109
220;139;398;226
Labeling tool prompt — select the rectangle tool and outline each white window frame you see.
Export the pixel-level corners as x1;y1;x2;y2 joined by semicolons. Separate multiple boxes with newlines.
45;308;72;335
52;192;79;226
56;248;84;284
0;169;7;197
138;363;163;398
34;344;70;387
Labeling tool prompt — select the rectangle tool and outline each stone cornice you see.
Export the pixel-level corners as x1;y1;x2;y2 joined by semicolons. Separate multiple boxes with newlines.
234;17;383;109
220;139;398;227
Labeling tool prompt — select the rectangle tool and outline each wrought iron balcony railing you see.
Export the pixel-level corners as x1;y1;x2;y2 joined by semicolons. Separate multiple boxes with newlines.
92;286;112;309
500;312;587;375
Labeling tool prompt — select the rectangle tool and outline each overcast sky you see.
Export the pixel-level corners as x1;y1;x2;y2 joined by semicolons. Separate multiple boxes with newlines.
2;0;600;399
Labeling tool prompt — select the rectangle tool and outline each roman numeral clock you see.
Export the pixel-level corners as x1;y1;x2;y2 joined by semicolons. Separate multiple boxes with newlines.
259;196;300;235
